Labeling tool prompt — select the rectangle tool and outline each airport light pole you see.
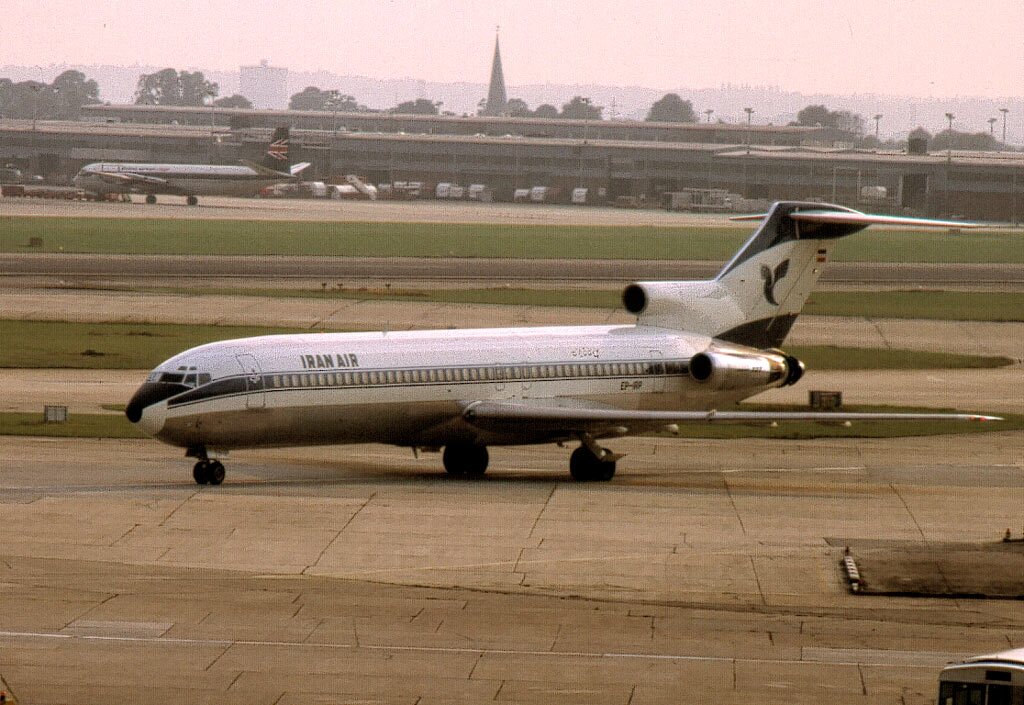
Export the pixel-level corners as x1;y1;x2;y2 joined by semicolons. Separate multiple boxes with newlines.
873;114;882;142
1000;107;1009;149
944;113;955;216
989;117;997;138
705;109;713;123
743;107;754;197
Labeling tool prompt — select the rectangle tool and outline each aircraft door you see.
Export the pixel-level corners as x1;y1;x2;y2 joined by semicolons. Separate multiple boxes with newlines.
518;361;533;398
648;350;665;393
236;353;265;409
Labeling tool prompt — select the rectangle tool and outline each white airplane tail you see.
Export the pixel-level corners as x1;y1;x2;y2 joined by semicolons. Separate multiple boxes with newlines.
623;202;973;348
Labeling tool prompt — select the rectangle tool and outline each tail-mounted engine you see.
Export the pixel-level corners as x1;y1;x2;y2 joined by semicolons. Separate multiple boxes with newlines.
689;347;804;391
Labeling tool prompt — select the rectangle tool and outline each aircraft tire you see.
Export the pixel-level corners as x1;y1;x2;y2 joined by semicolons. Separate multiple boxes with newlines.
207;460;225;485
443;444;489;478
569;446;616;482
145;194;157;205
192;460;210;485
186;195;198;206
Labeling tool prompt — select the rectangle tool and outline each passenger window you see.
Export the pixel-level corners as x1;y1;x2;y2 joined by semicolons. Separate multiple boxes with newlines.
469;368;479;381
343;372;352;385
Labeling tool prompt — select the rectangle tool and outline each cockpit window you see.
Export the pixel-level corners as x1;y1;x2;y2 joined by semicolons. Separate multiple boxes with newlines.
155;371;211;387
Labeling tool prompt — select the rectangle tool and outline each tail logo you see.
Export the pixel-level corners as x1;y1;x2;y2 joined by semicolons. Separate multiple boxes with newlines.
267;139;289;161
760;259;790;305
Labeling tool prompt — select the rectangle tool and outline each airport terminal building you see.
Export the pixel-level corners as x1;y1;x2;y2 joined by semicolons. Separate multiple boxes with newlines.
1;103;1022;221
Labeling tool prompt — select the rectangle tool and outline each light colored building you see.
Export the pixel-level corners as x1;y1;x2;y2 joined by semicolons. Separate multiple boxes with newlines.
239;60;288;110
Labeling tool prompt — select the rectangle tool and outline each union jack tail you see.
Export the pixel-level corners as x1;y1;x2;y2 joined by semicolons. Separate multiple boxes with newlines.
263;127;290;169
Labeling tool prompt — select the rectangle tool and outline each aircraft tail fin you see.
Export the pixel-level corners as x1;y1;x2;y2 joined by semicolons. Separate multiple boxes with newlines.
625;202;975;348
263;127;292;171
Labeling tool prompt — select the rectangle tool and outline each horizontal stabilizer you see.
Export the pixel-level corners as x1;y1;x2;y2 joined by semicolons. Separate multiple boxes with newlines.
787;210;979;229
731;207;978;229
290;162;311;176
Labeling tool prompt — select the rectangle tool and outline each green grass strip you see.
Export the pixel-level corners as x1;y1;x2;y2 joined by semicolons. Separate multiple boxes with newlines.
126;285;1024;322
785;345;1011;370
3;215;1021;263
1;319;1011;371
0;320;315;369
0;411;146;439
804;291;1024;322
1;407;1016;441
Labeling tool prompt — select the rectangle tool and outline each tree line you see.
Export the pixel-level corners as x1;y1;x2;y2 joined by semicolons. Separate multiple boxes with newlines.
1;68;1011;151
0;70;100;119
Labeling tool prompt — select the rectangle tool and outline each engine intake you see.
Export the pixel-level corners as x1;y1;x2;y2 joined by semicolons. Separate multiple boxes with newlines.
690;349;804;390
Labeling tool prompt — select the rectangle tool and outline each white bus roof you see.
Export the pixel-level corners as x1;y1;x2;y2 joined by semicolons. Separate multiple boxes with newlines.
959;648;1024;666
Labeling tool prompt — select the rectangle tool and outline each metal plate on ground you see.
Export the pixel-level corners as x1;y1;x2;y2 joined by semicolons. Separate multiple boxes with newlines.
829;539;1024;598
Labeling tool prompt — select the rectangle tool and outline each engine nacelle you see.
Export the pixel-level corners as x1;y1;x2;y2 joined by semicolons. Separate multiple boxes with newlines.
622;281;748;336
689;348;805;390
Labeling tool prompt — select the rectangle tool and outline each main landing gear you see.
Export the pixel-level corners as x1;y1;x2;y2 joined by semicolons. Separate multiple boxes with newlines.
443;444;489;478
440;441;618;481
192;458;225;485
569;445;617;482
145;194;157;205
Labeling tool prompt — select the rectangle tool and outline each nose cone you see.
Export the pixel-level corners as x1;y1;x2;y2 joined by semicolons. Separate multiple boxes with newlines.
125;381;187;435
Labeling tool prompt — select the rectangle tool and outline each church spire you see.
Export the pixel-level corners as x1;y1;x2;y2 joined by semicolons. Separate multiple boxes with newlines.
482;30;507;117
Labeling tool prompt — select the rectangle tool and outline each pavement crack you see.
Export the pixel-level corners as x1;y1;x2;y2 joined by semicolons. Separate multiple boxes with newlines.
890;483;927;541
204;641;233;671
527;486;556;539
226;670;245;691
467;652;484;680
724;480;747;535
108;523;140;547
159;491;199;527
304;493;375;573
749;556;767;606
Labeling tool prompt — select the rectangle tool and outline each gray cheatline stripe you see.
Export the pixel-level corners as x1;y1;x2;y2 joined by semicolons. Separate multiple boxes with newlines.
0;630;939;668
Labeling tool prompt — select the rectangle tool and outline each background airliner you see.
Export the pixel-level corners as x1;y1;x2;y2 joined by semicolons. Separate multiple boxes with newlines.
73;127;310;205
125;202;998;485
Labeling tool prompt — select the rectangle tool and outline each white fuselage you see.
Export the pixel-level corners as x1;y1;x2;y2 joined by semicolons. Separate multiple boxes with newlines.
133;323;764;453
72;162;285;198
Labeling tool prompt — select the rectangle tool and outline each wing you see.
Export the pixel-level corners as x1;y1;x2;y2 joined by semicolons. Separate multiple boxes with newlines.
93;171;168;186
461;399;1000;438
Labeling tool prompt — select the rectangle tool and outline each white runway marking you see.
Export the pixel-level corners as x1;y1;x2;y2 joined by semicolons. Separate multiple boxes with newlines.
0;629;954;669
720;466;866;474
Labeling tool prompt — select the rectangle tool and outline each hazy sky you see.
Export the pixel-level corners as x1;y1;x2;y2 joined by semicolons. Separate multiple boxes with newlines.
5;1;1022;98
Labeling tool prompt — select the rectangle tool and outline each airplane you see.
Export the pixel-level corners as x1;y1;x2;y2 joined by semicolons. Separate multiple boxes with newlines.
72;127;310;206
124;202;1000;485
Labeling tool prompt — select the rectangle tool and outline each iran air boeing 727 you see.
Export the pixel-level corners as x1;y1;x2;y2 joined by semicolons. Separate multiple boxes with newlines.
73;127;310;206
125;202;999;485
